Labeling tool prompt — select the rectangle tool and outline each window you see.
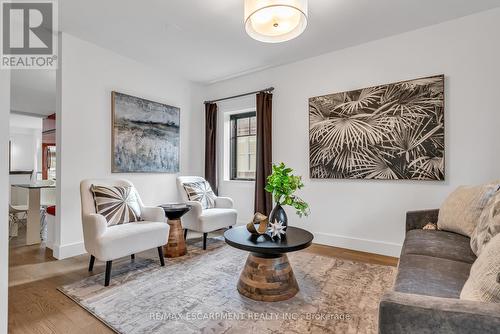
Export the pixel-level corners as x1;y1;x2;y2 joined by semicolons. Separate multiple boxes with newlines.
230;112;256;180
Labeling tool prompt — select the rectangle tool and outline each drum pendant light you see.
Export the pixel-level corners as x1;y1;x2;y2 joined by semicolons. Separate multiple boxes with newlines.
244;0;308;43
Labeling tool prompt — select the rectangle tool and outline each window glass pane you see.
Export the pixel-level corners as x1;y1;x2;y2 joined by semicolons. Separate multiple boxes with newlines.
237;154;249;170
230;112;257;180
237;153;249;178
235;136;256;179
237;117;250;136
250;116;256;135
248;136;256;154
237;136;249;154
249;154;256;172
237;170;256;179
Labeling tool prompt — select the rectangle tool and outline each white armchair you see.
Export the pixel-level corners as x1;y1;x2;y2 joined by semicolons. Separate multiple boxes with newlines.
177;176;237;249
80;179;169;286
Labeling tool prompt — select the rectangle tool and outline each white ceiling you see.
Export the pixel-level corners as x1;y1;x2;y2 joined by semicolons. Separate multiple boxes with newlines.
10;0;500;113
10;70;56;117
59;0;500;84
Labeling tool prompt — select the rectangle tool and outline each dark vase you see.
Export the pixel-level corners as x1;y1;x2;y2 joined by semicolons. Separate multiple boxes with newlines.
269;204;288;229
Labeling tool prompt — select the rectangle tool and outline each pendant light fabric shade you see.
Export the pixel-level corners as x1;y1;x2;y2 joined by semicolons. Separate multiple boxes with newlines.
244;0;308;43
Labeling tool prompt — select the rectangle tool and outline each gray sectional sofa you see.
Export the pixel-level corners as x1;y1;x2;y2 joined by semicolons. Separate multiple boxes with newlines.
379;209;500;334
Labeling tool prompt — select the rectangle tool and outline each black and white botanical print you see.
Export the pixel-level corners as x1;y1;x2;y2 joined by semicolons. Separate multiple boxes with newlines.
309;75;444;180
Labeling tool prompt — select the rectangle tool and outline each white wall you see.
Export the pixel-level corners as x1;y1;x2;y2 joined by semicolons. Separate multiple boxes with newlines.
9;113;44;129
8;114;43;206
55;33;203;259
9;114;43;172
216;95;256;225
0;70;11;334
9;132;38;171
203;8;500;256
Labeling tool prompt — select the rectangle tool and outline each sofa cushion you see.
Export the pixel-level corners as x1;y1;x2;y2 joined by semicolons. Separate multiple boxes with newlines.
394;254;472;298
471;192;500;256
402;229;476;264
437;184;499;237
461;233;500;302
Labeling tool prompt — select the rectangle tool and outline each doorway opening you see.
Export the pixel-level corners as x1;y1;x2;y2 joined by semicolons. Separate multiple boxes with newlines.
8;69;57;269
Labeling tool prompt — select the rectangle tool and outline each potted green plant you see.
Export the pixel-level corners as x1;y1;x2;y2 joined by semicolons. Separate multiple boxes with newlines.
265;162;310;229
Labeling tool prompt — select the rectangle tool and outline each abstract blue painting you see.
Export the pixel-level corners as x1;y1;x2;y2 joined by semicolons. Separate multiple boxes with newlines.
112;92;180;173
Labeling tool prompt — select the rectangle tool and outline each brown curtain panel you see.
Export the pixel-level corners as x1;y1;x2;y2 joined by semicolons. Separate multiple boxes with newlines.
254;92;273;215
204;102;218;195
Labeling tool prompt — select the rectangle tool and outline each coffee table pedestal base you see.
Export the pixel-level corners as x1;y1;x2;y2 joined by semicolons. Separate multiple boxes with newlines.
164;218;187;258
237;253;299;302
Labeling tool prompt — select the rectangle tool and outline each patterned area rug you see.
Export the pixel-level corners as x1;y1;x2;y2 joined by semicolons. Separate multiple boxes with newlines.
59;239;396;334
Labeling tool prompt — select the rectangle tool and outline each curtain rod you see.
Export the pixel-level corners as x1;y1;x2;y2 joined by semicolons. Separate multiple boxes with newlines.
204;87;274;104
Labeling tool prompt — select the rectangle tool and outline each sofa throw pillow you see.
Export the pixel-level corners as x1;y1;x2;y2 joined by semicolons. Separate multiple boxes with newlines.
423;223;438;230
471;192;500;256
183;181;216;209
437;184;500;237
460;233;500;303
91;185;142;226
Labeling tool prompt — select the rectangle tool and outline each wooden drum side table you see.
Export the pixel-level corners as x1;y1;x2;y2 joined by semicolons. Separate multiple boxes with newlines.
224;226;313;302
159;204;191;258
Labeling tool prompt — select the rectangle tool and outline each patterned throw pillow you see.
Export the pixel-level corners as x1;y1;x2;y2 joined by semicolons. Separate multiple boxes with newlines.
423;223;438;230
460;233;500;303
183;181;216;209
471;192;500;256
437;184;500;237
91;185;142;226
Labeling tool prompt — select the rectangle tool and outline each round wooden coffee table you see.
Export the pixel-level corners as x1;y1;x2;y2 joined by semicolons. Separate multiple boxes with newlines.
159;204;191;258
224;226;313;302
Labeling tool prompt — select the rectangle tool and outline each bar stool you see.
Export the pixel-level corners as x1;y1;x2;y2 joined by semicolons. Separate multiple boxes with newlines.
9;204;28;239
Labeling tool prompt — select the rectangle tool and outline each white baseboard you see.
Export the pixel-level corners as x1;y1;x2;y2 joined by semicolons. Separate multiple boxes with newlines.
50;233;400;259
313;232;402;258
234;220;400;257
52;241;86;259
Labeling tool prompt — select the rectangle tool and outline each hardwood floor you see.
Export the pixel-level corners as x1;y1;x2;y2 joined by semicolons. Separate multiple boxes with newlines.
9;226;112;334
8;226;398;333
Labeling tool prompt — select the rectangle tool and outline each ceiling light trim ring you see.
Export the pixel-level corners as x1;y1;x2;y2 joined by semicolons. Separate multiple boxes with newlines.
244;4;308;27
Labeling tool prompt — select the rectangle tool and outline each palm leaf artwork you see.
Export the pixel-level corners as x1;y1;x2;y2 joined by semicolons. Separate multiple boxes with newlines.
309;75;445;180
